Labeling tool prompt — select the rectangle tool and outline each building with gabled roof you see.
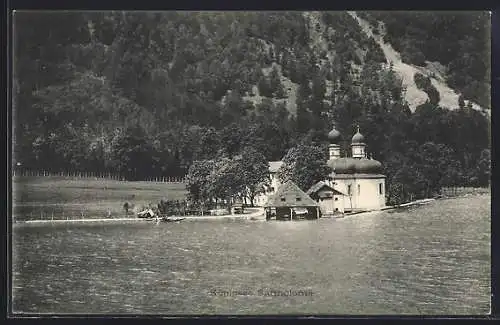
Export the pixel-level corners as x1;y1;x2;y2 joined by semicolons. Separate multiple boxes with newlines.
264;180;320;220
306;181;346;214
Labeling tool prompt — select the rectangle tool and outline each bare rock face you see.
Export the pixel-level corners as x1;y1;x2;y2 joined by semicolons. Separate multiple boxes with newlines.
348;11;485;114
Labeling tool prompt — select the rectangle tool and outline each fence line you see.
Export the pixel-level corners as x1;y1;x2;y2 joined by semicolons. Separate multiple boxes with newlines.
14;208;230;222
12;169;186;183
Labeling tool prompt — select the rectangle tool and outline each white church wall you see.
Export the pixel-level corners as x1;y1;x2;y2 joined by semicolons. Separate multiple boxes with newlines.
331;176;385;211
354;178;385;210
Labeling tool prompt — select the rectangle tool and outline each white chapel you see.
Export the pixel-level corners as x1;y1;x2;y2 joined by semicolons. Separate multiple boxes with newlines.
254;125;387;214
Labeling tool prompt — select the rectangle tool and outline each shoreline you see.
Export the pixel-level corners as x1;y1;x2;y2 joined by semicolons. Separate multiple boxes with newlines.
13;192;489;225
15;210;267;225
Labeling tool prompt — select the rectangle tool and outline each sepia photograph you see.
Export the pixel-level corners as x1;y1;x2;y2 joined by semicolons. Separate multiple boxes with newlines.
10;10;491;316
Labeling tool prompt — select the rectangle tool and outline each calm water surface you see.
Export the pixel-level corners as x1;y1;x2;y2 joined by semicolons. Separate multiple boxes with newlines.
12;195;490;315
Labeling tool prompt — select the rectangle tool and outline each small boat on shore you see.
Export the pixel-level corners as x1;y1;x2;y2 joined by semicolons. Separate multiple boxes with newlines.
137;209;157;218
161;217;186;222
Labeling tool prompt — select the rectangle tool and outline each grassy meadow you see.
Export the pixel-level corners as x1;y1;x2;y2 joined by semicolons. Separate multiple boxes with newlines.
12;176;187;221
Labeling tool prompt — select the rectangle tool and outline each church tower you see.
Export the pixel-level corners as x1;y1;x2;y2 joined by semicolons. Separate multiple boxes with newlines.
327;124;342;160
351;125;366;159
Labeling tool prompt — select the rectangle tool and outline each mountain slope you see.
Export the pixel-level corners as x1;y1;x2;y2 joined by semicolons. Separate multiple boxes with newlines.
239;61;300;115
13;11;490;186
348;11;485;113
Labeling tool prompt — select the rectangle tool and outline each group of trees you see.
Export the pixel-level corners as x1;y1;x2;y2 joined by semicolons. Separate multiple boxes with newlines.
277;144;332;191
185;147;270;211
365;99;490;205
13;11;314;178
13;11;490;205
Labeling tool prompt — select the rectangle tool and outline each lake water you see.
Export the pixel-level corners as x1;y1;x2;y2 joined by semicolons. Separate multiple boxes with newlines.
11;195;491;315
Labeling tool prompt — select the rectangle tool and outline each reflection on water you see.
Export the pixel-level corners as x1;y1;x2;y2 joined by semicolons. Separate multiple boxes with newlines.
12;195;490;315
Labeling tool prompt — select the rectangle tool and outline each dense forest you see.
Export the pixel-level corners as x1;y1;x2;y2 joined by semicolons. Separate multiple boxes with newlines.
12;11;491;205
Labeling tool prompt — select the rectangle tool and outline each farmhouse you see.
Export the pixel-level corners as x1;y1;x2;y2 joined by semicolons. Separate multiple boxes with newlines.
255;125;387;214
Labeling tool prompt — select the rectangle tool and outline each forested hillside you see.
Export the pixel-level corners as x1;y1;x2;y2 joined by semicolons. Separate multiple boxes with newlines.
357;11;490;109
12;11;491;203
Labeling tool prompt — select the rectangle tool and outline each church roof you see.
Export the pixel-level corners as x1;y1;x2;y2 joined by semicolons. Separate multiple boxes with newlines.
351;125;365;144
351;132;365;144
327;157;383;174
328;127;342;143
264;180;319;208
306;181;346;196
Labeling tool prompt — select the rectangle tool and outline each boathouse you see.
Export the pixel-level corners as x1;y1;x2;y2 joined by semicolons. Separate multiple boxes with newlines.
264;180;321;220
306;181;346;215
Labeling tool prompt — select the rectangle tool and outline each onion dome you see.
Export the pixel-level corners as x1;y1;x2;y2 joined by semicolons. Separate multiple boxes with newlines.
351;125;365;144
355;158;383;174
327;157;357;174
327;127;342;144
327;157;383;174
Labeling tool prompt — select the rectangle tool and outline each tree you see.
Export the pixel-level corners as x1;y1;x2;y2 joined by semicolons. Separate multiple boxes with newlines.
441;159;463;191
412;142;456;197
257;75;272;97
208;157;245;213
311;73;326;101
185;159;216;205
387;182;404;206
269;65;284;97
475;148;491;187
219;123;243;158
414;72;440;106
109;125;154;180
458;94;466;109
240;147;270;206
123;202;130;216
365;38;386;63
277;144;332;191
